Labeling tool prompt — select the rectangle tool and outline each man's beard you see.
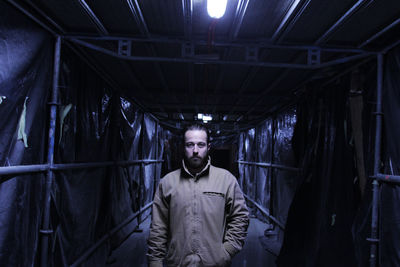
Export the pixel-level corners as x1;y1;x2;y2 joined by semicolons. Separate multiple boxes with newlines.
184;153;208;170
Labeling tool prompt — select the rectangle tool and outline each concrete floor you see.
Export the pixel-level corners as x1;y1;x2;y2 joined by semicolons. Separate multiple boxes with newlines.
107;217;277;267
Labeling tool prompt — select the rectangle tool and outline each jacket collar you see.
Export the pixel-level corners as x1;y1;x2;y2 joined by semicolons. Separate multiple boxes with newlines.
181;156;211;179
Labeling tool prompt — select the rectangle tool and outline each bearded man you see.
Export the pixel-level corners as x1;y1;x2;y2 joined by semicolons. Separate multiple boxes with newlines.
147;124;249;267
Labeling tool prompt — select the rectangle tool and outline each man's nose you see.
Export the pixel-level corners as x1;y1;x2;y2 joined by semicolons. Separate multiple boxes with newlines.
193;145;199;153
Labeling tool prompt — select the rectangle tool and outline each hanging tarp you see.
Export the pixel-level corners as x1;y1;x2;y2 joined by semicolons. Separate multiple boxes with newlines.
380;46;400;266
238;110;297;229
54;46;116;267
277;86;358;267
141;114;157;216
0;2;52;265
272;109;297;227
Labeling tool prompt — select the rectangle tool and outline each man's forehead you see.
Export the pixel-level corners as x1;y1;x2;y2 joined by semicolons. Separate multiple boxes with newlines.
184;130;207;142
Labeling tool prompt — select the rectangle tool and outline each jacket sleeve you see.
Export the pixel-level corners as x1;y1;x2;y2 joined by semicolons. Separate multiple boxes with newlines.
147;181;169;267
223;178;250;257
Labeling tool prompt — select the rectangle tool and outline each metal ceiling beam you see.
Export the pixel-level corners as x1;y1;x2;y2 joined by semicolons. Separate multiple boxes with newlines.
126;0;150;36
70;38;374;68
229;0;250;40
382;39;400;54
125;0;180;115
74;0;166;115
182;0;193;39
145;102;266;110
359;17;400;48
69;38;341;69
77;0;108;35
242;0;374;118
142;91;277;99
65;34;372;53
315;0;370;45
182;0;196;112
277;0;311;43
258;56;374;120
271;0;302;42
216;0;310;116
6;0;58;35
233;68;293;119
212;0;250;113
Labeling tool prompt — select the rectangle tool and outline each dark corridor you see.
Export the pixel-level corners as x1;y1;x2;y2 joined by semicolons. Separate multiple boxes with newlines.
1;1;400;267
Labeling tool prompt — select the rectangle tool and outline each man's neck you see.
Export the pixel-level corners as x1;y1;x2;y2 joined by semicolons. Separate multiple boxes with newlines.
183;157;210;177
188;165;205;176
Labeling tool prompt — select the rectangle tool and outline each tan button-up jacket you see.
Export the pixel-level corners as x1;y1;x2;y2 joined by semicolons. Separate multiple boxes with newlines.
147;158;249;267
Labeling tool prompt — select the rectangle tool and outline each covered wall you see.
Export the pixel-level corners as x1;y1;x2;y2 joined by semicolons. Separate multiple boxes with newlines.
238;108;297;229
0;3;166;266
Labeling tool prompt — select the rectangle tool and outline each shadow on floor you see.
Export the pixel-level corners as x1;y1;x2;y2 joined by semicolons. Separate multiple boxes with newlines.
107;217;277;267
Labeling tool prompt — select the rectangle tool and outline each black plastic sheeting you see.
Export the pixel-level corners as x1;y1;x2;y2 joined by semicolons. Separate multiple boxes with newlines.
0;3;52;266
239;50;400;266
238;108;297;228
380;47;400;266
277;86;359;267
0;3;165;266
52;47;165;266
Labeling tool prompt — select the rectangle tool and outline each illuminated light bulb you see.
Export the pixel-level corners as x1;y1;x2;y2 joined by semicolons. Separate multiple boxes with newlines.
207;0;228;19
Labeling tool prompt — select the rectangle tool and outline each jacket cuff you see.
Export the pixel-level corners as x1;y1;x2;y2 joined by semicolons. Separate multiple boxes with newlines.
148;260;164;267
223;242;237;257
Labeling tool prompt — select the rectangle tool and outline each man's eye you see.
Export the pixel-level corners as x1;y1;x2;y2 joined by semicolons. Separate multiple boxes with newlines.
186;143;194;148
197;143;206;148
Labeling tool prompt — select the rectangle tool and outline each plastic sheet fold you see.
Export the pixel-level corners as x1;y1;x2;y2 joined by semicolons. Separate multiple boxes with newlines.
277;86;358;267
238;110;297;227
0;3;52;265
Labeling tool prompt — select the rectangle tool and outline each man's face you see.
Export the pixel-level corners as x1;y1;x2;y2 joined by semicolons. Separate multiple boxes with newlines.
184;129;210;169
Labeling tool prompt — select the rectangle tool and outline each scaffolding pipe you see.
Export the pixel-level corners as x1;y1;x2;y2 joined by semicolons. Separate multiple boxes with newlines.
69;39;361;70
315;0;368;45
243;194;285;230
373;174;400;185
369;53;383;267
70;202;153;267
6;0;57;35
0;164;49;176
40;35;61;267
64;35;371;54
0;160;164;178
153;122;159;197
237;160;299;172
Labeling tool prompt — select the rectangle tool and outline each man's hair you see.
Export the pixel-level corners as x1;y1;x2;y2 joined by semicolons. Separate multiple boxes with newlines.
182;123;210;144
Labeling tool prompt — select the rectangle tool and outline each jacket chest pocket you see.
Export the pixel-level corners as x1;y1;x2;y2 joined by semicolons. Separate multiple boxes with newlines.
201;191;226;216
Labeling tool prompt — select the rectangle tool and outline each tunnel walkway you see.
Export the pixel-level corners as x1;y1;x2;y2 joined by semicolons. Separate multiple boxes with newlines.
106;216;277;267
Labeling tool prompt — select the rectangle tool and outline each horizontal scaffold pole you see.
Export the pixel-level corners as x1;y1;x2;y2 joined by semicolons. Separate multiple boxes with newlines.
70;202;153;267
0;160;164;178
372;173;400;185
237;160;299;172
243;194;285;230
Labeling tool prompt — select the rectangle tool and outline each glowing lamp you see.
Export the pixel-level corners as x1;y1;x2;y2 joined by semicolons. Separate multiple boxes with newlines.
207;0;227;19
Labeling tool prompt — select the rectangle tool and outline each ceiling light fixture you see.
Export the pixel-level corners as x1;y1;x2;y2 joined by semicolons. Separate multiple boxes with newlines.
207;0;227;19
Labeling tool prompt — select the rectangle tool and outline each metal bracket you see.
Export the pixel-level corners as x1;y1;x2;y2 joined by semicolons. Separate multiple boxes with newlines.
40;229;54;235
308;49;321;65
246;46;258;62
118;40;132;56
47;101;61;106
182;42;194;58
366;238;379;243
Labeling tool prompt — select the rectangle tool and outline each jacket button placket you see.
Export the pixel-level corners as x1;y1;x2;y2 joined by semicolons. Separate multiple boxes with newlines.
192;175;200;254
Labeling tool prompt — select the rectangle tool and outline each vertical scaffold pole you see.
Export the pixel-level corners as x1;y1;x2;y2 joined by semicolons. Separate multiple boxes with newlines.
40;35;61;267
369;53;383;267
154;121;159;198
